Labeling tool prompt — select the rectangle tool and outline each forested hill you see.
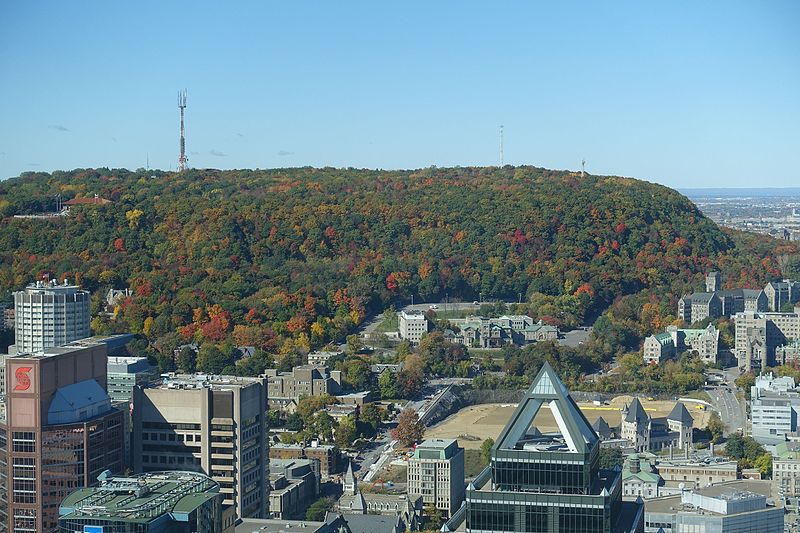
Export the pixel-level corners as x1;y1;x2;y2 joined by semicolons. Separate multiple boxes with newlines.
0;166;794;366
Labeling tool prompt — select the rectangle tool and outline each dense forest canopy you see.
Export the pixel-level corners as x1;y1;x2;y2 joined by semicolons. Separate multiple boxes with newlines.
0;166;796;373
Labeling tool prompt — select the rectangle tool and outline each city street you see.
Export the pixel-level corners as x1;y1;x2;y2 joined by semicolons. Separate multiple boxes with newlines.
706;368;747;436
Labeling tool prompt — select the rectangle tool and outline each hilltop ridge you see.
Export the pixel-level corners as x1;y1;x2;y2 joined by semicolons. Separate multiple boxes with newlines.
0;166;792;368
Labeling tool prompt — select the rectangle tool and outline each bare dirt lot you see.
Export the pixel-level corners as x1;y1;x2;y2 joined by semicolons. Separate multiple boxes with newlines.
426;396;710;449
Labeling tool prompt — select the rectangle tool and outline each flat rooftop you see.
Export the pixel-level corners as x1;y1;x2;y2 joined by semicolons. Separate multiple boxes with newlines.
236;518;329;533
645;480;778;515
7;338;107;359
156;373;263;390
419;438;458;449
59;471;219;523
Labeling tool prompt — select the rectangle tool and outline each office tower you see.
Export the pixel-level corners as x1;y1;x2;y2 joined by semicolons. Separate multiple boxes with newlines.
12;280;90;355
132;374;269;520
58;470;232;532
0;341;124;532
449;362;643;532
408;438;465;518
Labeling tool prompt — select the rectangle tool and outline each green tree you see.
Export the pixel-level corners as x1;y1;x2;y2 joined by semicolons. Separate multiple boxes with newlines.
480;438;494;466
336;415;357;448
599;447;623;469
424;504;443;531
346;334;363;355
296;394;337;421
360;402;382;431
706;411;725;444
177;345;196;373
197;343;231;374
735;372;756;399
378;370;399;399
342;357;371;390
285;413;304;431
305;497;334;521
754;453;772;478
311;412;335;442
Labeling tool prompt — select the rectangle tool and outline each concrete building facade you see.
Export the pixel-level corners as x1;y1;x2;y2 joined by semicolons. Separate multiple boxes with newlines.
106;355;157;403
407;438;465;518
132;374;269;520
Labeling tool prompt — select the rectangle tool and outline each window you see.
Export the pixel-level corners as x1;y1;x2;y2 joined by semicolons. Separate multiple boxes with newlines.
12;432;36;453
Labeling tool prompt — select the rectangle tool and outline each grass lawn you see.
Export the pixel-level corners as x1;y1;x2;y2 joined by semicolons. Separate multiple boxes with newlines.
375;313;399;332
464;449;488;478
375;465;407;484
682;390;712;403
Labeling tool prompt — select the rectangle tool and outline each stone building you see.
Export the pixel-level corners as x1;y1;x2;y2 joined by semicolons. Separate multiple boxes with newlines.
620;399;693;453
764;279;800;312
336;460;420;530
734;310;800;371
643;333;675;364
265;365;342;412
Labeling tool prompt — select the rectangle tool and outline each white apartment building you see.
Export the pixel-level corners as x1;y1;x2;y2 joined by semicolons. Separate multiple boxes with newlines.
407;438;465;517
12;279;90;354
751;373;800;444
398;310;429;344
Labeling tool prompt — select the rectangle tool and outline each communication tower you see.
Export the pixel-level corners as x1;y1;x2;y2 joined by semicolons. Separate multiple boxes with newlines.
499;125;504;166
178;90;188;172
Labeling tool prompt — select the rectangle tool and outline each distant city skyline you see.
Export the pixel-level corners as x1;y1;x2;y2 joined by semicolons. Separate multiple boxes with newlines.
0;1;798;188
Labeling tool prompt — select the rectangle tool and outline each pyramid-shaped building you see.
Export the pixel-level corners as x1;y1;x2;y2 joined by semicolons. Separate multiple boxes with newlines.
449;362;644;532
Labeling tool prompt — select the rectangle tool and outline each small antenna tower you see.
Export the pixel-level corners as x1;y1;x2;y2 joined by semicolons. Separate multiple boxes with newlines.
499;125;504;166
581;159;586;178
178;89;188;172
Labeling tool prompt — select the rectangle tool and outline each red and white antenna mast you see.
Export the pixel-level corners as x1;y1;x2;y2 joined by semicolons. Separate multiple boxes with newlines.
178;89;188;171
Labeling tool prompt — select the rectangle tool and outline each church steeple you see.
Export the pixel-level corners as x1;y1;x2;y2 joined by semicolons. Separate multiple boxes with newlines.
343;459;357;496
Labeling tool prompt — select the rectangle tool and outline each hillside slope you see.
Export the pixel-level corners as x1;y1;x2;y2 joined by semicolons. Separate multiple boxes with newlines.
0;166;792;365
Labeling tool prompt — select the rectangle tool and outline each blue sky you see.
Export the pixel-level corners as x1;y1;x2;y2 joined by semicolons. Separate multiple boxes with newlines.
1;1;798;188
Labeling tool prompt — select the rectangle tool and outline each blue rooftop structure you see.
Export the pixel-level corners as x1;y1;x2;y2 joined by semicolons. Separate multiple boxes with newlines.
47;379;112;424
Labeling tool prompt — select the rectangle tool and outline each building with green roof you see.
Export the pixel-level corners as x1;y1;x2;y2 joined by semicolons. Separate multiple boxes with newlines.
643;333;675;364
58;471;229;533
621;454;662;499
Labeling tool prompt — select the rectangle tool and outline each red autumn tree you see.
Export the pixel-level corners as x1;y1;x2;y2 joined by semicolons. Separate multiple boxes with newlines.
391;408;425;447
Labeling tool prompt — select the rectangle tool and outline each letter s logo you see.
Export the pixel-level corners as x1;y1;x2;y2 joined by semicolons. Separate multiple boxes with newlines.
14;367;32;391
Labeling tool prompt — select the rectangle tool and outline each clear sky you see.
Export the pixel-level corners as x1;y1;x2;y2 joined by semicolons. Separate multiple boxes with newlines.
1;1;798;188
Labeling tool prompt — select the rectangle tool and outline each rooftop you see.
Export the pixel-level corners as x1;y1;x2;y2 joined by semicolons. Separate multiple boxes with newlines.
236;518;331;533
7;337;108;359
59;471;219;524
16;279;85;293
155;373;264;390
645;480;777;515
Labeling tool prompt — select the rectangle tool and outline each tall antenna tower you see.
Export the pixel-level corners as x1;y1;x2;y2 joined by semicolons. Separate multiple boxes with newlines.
178;89;188;172
581;158;586;178
499;124;504;166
